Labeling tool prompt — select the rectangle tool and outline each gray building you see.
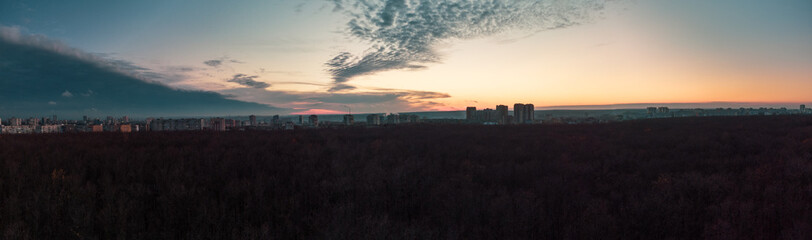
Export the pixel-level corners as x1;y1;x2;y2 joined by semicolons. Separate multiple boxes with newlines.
466;107;477;121
496;105;509;124
367;114;382;125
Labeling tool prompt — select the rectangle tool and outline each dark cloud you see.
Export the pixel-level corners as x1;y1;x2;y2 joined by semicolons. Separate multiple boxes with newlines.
326;0;606;90
0;28;283;118
227;74;271;89
203;59;223;67
328;83;357;92
0;26;193;86
204;57;244;67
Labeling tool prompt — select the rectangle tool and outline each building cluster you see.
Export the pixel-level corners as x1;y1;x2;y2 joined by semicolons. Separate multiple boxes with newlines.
362;113;421;126
1;105;810;134
466;103;536;124
0;115;136;134
641;105;811;119
0;111;427;135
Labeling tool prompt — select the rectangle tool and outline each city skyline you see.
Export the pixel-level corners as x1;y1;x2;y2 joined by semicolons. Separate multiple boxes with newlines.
1;0;811;117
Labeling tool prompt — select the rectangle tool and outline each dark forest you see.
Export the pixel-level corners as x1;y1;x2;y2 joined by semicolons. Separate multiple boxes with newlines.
2;116;811;239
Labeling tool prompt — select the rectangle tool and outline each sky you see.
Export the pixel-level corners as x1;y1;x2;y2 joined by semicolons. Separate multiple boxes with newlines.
1;0;811;117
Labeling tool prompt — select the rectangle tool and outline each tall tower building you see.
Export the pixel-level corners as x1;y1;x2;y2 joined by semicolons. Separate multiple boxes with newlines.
802;104;806;113
496;105;509;124
525;103;535;123
466;107;477;121
249;115;257;126
480;108;495;122
513;104;526;124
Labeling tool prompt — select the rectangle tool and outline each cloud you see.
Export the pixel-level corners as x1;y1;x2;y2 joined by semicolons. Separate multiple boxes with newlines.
328;83;357;92
203;59;223;67
218;86;451;113
227;74;271;89
326;0;606;90
204;57;244;67
0;25;193;87
0;27;283;118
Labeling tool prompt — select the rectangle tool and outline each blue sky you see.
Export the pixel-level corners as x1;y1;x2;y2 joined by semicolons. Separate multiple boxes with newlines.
1;0;811;116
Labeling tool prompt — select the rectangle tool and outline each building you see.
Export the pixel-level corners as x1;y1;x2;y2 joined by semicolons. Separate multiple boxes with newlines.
309;115;319;127
367;114;382;126
26;117;39;126
512;103;535;124
514;104;526;124
386;114;400;124
249;115;257;126
210;118;227;131
272;115;280;125
297;115;304;125
90;124;104;132
496;105;509;124
802;104;807;113
1;125;35;134
398;114;420;124
36;125;62;133
119;124;132;133
466;107;477;121
9;117;21;126
479;108;495;122
525;104;535;123
647;107;658;115
343;114;354;125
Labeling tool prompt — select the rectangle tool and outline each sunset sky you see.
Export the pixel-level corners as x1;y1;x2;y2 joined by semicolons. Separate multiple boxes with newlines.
1;0;810;116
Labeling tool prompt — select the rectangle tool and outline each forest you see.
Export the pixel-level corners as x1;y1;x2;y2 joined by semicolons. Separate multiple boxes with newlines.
1;116;811;239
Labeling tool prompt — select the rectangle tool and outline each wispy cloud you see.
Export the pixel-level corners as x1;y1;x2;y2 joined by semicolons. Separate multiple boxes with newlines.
203;57;244;68
219;87;452;113
203;59;223;67
325;0;607;91
227;74;271;89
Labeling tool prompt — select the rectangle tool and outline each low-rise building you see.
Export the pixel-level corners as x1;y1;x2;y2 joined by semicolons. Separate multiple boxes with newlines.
119;124;132;133
36;125;62;133
91;124;104;132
